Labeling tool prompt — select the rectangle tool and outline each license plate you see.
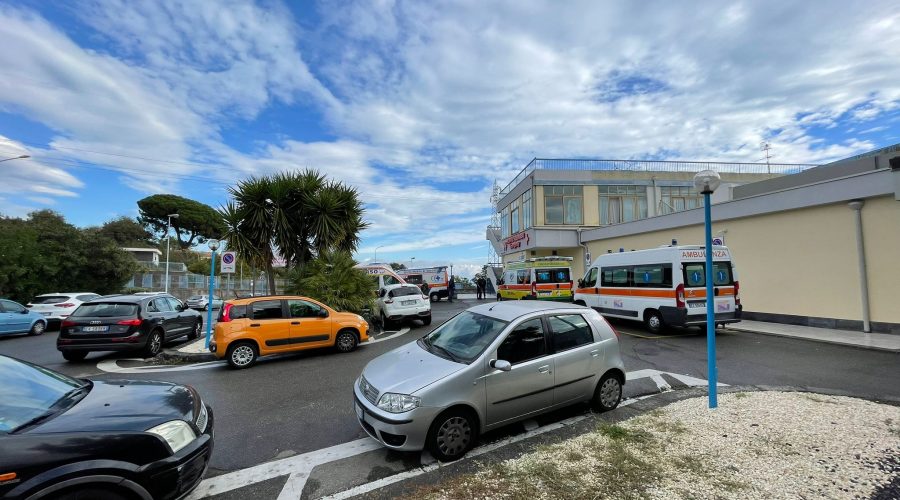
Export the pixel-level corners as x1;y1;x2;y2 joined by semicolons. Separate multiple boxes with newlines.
401;300;416;306
687;301;705;308
355;403;364;421
83;326;109;332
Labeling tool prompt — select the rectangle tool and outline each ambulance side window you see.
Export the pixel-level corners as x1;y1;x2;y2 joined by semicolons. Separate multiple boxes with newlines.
516;269;529;284
583;267;599;287
601;266;630;287
632;264;672;288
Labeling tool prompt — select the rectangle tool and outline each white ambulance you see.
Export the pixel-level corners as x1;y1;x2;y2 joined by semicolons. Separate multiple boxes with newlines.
397;266;450;302
574;245;741;333
355;263;407;291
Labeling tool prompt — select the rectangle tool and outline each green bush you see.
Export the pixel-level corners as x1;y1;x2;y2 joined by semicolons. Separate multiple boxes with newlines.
285;250;373;313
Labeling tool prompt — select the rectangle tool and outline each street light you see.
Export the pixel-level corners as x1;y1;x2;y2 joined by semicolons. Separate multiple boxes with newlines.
693;169;722;409
0;154;30;163
410;256;416;268
374;245;385;263
205;239;220;349
164;213;180;293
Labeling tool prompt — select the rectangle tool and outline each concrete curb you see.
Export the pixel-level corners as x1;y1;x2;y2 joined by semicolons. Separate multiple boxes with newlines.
160;347;217;363
344;385;900;499
725;325;900;353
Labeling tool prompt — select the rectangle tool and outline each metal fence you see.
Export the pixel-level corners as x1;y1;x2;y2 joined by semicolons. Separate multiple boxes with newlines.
499;158;819;196
124;271;288;300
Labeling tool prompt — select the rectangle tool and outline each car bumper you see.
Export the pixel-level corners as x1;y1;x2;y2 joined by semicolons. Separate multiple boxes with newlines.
352;385;440;452
385;309;431;321
57;335;148;352
140;405;215;500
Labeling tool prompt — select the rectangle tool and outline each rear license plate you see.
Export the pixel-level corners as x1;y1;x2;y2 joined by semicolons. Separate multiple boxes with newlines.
401;300;416;306
83;326;109;332
355;403;364;421
687;301;705;308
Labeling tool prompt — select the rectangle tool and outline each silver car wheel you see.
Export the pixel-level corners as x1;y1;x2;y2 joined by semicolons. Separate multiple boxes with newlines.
600;377;621;408
31;321;45;335
648;315;660;329
436;416;471;457
231;345;255;366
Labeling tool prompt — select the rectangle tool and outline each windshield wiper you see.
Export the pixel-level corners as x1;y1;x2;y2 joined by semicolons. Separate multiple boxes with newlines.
10;410;58;433
428;343;461;363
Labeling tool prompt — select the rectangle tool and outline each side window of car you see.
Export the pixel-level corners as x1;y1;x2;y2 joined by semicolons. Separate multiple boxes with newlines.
287;300;323;318
252;300;284;320
166;297;183;311
155;298;173;312
0;300;8;312
146;300;159;313
497;318;547;364
1;300;23;313
548;314;594;351
584;267;599;287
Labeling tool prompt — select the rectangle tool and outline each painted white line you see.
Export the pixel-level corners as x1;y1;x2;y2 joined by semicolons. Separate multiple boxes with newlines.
650;374;672;392
361;327;411;345
669;372;729;387
96;358;227;374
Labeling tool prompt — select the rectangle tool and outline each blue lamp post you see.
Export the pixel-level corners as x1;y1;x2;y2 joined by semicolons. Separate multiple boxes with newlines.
205;239;220;349
693;169;722;409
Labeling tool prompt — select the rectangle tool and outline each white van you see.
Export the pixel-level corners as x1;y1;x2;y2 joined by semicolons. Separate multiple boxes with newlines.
397;266;450;302
355;264;407;291
574;245;741;333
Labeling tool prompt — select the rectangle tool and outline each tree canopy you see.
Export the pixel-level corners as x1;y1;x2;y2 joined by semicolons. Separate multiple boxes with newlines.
92;216;155;247
138;194;226;249
0;210;137;303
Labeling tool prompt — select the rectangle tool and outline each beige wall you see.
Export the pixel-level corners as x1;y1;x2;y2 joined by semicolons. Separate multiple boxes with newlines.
582;196;900;324
534;186;545;226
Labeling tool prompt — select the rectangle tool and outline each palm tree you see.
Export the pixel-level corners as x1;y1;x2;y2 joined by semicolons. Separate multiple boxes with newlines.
224;177;279;294
285;250;373;313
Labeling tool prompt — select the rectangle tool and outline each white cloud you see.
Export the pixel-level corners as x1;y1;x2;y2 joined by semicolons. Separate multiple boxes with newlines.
0;136;82;210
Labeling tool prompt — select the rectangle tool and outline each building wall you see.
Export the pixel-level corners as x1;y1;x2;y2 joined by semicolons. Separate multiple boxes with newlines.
582;195;900;325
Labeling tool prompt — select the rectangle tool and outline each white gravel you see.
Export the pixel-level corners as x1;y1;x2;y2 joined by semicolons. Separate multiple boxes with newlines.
424;391;900;500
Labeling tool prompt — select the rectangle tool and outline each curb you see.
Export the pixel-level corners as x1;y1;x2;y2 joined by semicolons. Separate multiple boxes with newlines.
160;347;217;363
725;325;900;353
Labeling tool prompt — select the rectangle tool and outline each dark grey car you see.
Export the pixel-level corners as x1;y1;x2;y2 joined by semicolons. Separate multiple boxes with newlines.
57;294;203;361
354;301;626;461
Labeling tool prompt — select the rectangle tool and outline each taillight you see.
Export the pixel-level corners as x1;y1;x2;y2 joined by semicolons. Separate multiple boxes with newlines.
422;295;428;300
531;282;537;296
734;281;741;306
220;303;233;323
117;319;142;326
675;284;685;308
61;320;76;328
54;303;75;308
568;280;573;289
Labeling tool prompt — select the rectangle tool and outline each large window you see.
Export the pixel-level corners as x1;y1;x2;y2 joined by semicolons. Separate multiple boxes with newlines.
544;186;583;225
659;186;704;215
500;205;510;238
683;262;734;288
599;185;648;225
601;267;630;287
498;318;547;364
511;202;520;234
523;189;533;229
251;300;284;320
548;314;594;351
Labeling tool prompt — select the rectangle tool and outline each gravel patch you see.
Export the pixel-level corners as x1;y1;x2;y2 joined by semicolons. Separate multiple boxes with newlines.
413;391;900;500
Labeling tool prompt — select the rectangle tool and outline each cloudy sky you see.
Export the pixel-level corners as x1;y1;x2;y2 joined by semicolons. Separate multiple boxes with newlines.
1;1;898;277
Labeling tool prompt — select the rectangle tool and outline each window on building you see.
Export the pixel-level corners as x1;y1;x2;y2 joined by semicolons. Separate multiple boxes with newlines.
599;185;648;225
511;202;520;234
500;205;510;238
523;189;533;229
659;186;704;215
544;186;583;225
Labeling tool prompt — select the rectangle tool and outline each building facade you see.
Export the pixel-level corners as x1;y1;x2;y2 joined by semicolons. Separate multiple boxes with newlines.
487;148;900;332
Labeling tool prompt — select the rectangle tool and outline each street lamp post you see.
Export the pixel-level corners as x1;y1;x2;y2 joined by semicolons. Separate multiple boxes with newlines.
410;257;416;268
205;239;220;349
693;170;722;409
0;154;30;163
374;245;385;263
164;213;180;293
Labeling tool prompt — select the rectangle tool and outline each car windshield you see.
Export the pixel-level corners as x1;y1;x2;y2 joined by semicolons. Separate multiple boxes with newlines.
30;295;71;304
391;286;422;297
0;356;88;434
71;303;139;317
421;311;508;363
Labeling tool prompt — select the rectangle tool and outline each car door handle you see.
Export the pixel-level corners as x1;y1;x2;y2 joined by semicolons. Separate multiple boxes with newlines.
250;323;261;327
590;349;599;357
538;365;551;374
291;321;300;325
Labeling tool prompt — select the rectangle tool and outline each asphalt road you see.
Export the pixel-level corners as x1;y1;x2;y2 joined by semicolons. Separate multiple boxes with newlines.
2;299;898;499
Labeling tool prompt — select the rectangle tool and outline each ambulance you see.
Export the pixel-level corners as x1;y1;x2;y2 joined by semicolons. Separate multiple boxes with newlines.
397;266;450;302
574;245;741;333
497;257;574;302
356;263;407;291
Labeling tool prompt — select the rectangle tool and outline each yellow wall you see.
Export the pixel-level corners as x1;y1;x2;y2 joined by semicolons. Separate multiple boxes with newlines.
582;196;900;324
535;186;545;226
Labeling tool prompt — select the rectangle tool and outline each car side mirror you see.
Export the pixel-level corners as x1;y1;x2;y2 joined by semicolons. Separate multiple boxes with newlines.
577;279;584;288
317;309;328;318
490;359;512;372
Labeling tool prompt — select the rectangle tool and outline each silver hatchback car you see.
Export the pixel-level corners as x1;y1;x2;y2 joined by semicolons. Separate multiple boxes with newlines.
353;301;626;461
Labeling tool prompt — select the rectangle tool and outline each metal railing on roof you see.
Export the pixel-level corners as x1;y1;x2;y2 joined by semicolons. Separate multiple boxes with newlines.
499;158;818;196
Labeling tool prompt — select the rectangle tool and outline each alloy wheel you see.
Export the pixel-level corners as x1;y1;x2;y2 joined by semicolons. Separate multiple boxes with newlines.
337;332;356;352
148;333;162;356
231;345;255;366
436;416;471;458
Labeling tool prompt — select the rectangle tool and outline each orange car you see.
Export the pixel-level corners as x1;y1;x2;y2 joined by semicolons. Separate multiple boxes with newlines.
211;295;369;369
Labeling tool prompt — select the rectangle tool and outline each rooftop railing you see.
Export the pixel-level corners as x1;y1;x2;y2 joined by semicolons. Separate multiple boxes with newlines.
499;158;819;197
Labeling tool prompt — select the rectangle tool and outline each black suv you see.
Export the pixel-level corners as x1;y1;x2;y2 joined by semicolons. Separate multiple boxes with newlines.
0;355;213;500
57;294;203;361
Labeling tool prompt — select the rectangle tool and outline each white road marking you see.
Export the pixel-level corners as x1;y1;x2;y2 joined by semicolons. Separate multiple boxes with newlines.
650;374;672;392
361;327;410;345
186;368;713;499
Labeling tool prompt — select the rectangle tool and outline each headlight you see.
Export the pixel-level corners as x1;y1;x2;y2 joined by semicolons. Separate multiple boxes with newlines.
377;393;421;413
147;420;197;454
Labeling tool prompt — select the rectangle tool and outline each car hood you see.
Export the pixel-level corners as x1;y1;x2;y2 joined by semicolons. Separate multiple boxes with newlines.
31;380;196;434
362;340;465;396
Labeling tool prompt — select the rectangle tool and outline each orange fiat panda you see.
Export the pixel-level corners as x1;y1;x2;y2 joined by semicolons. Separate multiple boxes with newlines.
211;295;369;369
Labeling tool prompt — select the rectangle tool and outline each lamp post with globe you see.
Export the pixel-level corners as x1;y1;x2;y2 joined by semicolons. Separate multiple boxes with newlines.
205;239;220;349
693;169;722;409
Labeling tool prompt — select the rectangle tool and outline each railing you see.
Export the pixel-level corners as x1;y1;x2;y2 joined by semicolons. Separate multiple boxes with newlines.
139;262;188;272
499;158;819;196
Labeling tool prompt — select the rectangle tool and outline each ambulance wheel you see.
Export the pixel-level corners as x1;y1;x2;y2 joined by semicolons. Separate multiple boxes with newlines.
644;310;664;334
496;294;502;301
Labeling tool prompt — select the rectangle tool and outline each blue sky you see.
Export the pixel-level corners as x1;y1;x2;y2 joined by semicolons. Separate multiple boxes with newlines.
1;1;898;277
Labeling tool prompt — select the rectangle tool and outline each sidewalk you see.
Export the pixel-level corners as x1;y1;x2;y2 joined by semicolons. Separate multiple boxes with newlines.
726;320;900;352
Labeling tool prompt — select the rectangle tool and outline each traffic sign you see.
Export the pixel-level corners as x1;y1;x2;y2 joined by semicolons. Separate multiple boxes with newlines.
221;251;236;273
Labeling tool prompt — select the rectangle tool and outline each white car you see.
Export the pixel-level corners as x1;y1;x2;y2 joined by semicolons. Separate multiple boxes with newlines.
186;295;224;310
26;292;101;327
375;284;432;329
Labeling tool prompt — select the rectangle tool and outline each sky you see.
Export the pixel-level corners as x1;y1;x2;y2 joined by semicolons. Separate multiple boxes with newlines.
1;1;898;278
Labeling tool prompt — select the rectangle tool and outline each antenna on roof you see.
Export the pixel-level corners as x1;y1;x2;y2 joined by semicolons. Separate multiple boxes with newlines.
759;142;774;174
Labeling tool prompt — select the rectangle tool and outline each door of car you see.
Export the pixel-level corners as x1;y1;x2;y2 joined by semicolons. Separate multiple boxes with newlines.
546;313;601;406
165;297;191;333
286;299;332;349
580;267;600;308
485;317;554;426
151;297;181;338
0;300;17;333
0;300;30;333
248;299;291;352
